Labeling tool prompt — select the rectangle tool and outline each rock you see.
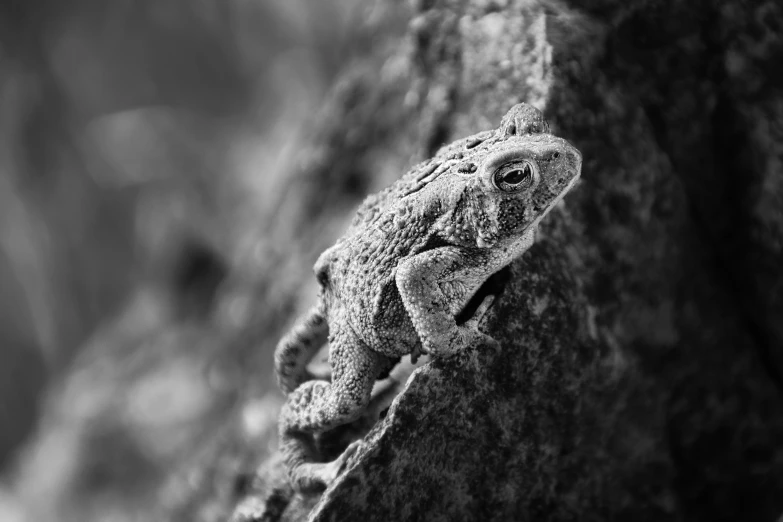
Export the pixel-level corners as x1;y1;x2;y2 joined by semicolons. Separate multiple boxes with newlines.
234;0;783;520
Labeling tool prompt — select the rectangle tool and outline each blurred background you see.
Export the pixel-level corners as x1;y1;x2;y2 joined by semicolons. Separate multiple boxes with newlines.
0;1;408;519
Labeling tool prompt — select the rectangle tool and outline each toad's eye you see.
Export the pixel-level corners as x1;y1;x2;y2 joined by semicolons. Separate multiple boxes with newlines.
493;161;537;192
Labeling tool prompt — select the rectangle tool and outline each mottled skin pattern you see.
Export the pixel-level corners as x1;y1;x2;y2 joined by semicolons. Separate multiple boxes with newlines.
274;104;582;492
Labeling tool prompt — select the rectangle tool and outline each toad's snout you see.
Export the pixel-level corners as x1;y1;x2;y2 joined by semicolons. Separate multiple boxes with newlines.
567;147;582;178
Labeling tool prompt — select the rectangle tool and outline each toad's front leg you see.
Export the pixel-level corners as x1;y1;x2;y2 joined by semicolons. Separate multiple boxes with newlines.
395;246;501;357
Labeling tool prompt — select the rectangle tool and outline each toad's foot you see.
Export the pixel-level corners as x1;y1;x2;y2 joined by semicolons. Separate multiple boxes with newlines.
450;326;501;354
461;294;501;354
289;439;363;493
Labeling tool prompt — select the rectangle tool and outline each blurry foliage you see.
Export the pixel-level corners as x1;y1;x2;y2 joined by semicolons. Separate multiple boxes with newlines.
0;0;377;480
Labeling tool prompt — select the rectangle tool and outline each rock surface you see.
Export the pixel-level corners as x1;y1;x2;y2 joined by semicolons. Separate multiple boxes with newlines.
232;0;783;520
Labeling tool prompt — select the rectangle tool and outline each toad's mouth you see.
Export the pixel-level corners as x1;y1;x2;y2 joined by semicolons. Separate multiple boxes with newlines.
523;173;581;236
455;266;512;326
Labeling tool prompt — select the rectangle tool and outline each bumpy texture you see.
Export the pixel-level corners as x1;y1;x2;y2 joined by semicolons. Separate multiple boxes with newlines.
275;103;582;492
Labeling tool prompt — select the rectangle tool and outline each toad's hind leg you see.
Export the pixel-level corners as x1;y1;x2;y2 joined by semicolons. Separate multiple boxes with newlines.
274;303;328;394
279;328;386;491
